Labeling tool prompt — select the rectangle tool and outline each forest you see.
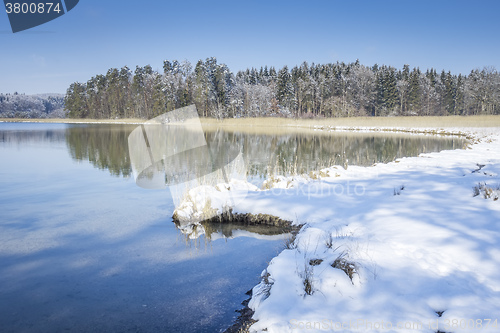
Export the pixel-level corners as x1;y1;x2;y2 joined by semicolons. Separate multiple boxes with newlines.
0;93;65;118
64;58;500;119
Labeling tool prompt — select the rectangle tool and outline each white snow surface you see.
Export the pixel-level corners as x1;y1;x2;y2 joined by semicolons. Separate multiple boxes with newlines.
176;127;500;333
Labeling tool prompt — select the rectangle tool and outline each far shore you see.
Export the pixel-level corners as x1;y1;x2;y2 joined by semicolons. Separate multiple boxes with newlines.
2;114;500;128
0;118;146;124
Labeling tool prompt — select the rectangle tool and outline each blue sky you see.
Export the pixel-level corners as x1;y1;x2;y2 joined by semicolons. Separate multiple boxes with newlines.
1;0;499;94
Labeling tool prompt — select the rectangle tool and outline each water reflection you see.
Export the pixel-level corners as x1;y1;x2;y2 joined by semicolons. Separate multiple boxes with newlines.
63;125;465;182
232;130;464;180
175;219;294;246
66;124;134;177
0;123;67;144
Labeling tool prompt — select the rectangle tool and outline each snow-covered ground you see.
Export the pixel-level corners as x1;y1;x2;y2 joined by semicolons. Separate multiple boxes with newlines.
175;127;500;333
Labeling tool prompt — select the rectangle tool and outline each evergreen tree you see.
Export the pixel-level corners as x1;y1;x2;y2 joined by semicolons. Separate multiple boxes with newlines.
407;68;422;115
276;66;294;116
65;82;88;118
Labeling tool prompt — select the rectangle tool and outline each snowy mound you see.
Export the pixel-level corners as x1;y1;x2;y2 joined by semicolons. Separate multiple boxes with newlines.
172;179;259;225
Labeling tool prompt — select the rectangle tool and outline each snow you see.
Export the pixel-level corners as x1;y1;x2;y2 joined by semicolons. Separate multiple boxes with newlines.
173;127;500;333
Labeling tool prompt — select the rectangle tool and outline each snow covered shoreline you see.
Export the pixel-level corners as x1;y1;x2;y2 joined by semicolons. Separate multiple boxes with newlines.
243;127;500;333
174;126;500;333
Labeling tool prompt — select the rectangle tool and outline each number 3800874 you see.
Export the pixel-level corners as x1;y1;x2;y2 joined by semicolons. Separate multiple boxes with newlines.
5;2;62;14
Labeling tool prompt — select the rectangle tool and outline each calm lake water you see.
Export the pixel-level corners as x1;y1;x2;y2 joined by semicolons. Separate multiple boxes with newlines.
0;122;464;332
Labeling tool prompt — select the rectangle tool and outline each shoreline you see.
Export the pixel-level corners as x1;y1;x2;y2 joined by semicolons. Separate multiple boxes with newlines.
170;125;500;332
0;118;147;124
2;114;500;128
2;116;498;144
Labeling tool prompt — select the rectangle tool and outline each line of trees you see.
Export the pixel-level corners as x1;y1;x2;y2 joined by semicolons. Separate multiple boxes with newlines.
64;58;500;119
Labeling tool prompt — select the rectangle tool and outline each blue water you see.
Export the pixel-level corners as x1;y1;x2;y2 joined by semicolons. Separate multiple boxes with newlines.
0;123;285;332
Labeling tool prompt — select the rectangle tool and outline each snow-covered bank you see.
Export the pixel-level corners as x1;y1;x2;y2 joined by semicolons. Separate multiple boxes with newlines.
176;127;500;333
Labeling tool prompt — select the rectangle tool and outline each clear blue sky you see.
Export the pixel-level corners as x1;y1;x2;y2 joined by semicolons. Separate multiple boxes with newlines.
1;0;499;94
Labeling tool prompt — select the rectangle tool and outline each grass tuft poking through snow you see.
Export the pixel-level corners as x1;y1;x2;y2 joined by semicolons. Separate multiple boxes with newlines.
283;235;296;250
331;255;358;283
301;263;314;296
473;182;500;200
309;259;323;266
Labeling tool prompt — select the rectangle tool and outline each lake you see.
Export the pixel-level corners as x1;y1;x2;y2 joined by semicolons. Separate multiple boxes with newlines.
0;122;464;332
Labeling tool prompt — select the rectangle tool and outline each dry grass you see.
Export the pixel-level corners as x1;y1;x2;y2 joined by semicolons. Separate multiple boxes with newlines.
0;118;146;124
201;115;500;130
309;259;323;266
283;234;297;249
473;182;500;200
302;263;314;296
332;256;358;282
3;115;499;128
